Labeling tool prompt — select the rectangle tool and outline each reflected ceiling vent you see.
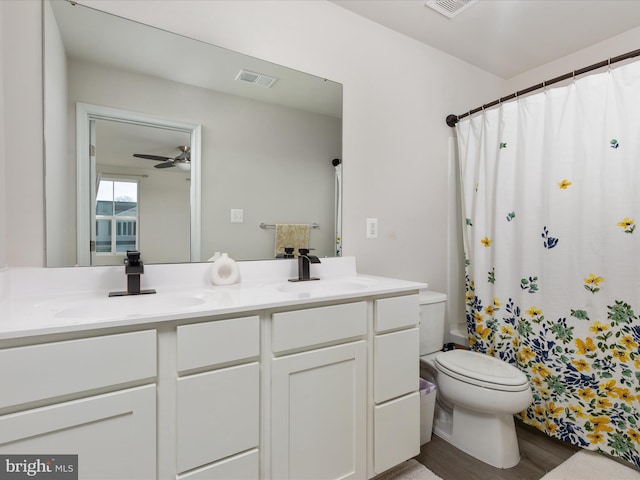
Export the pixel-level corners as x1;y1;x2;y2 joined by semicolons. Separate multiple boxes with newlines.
235;69;278;88
425;0;479;19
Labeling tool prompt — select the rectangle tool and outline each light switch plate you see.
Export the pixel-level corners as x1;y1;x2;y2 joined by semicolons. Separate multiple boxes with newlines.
230;209;244;223
366;218;378;238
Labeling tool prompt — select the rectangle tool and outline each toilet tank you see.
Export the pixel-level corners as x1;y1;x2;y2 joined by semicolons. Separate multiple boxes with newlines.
419;290;448;356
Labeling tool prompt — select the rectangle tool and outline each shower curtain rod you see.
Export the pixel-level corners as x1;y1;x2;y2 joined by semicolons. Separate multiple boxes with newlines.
445;47;640;127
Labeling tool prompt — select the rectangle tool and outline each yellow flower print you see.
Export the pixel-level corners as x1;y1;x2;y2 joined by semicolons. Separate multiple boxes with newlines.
475;325;491;340
587;431;605;445
621;336;638;350
526;306;542;318
575;337;596;355
612;349;629;363
591;416;613;432
558;179;572;189
584;273;604;286
545;420;558;434
532;377;544;388
465;291;474;302
532;363;551;378
512;337;520;348
596;398;613;409
569;404;587;419
617;217;636;234
474;312;484;323
545;402;563;418
578;387;596;400
493;297;502;307
590;322;608;335
481;236;492;247
628;429;640;444
517;346;535;363
500;325;514;336
484;305;495;316
584;273;604;294
601;379;618;395
615;388;633;402
571;358;590;372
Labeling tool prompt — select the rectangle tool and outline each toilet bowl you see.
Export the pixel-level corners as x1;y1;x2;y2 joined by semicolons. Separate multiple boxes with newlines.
420;350;532;468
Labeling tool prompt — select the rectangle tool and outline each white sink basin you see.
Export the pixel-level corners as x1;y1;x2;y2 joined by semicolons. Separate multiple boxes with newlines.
54;293;207;319
274;278;376;295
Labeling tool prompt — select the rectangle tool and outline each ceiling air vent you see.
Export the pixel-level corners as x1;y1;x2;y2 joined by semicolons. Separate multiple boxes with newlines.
425;0;479;19
235;69;278;88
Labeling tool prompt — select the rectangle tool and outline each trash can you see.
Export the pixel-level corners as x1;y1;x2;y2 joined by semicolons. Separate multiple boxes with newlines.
419;378;437;445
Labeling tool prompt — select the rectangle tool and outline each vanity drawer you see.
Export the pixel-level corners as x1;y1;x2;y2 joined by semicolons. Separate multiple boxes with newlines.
272;302;367;353
375;295;419;333
374;392;420;474
0;330;156;409
374;328;419;403
176;363;259;473
177;449;259;480
177;316;259;373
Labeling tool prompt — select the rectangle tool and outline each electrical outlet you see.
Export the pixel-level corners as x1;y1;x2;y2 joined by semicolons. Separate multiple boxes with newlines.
366;218;378;239
230;209;244;223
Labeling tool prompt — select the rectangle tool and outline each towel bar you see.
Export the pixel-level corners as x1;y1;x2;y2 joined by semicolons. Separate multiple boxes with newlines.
260;222;319;229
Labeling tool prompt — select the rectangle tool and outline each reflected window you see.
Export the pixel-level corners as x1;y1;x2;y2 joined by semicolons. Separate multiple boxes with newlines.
96;179;138;254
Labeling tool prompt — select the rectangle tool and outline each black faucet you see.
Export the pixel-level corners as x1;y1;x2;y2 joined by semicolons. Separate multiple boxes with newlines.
109;250;156;297
276;247;296;259
289;248;321;282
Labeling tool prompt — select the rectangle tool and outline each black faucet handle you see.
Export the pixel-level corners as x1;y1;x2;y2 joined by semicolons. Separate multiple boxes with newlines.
126;250;142;265
298;248;315;256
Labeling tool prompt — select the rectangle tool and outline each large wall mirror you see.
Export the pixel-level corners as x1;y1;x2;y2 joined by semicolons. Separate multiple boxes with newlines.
44;0;343;267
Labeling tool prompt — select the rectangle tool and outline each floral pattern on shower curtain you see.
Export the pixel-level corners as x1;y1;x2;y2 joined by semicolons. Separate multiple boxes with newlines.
456;60;640;466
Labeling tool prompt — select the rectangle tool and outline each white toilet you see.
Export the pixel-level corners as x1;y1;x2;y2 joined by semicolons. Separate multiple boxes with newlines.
419;291;533;469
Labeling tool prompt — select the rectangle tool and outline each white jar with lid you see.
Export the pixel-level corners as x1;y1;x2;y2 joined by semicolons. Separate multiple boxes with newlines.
209;253;240;286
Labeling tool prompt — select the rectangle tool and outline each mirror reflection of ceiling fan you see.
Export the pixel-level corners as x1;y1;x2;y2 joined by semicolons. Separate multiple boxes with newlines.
133;145;191;171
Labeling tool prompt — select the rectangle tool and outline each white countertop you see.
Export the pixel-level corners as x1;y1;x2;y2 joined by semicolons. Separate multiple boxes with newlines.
0;257;427;340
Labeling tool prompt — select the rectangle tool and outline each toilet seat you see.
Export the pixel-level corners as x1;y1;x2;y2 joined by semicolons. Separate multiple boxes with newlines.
435;350;529;392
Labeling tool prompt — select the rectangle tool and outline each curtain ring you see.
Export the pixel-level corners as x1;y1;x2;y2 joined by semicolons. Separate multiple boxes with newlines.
572;70;576;83
608;57;612;73
542;80;546;93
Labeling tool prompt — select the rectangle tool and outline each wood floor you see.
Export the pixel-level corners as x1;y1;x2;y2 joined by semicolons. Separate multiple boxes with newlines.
415;420;580;480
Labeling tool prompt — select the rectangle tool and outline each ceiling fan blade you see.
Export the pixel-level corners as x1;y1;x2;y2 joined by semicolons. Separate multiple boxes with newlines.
154;161;175;169
133;154;172;161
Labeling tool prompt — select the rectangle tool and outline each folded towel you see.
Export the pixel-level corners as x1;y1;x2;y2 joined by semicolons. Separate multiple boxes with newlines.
275;224;310;257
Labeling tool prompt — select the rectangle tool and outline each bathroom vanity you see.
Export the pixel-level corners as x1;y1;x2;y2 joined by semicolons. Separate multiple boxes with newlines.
0;257;425;479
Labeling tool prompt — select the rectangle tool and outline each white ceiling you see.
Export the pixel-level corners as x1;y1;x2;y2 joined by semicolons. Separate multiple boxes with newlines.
330;0;640;79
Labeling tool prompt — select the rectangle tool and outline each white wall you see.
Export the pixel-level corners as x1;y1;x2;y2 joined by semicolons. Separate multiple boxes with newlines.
0;0;7;270
505;26;640;94
43;0;69;267
2;0;44;268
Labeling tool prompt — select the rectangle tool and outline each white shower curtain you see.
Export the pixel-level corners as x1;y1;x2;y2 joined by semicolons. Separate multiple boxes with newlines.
457;59;640;465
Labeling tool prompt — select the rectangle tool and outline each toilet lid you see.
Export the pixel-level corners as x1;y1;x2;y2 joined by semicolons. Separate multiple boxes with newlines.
435;350;529;392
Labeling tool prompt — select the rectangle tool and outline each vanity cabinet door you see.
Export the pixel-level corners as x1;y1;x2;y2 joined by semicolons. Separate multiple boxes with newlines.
271;341;366;480
0;385;156;479
176;362;260;473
